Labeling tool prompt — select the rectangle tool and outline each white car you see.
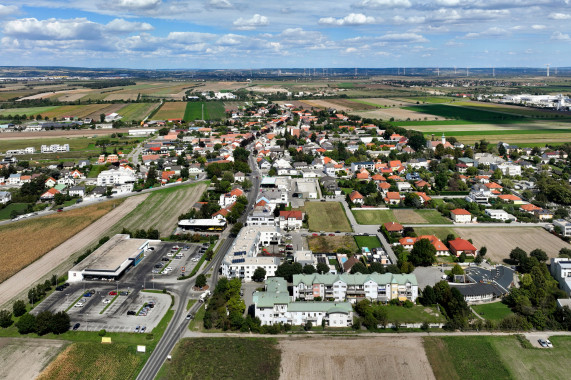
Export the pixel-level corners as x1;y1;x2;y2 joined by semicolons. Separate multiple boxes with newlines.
102;299;111;304
75;302;84;307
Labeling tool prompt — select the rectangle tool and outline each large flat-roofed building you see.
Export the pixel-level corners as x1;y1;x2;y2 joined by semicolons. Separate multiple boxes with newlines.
68;234;150;282
178;218;227;232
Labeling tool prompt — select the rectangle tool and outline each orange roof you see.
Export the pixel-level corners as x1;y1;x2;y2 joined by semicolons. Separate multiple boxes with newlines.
415;192;431;202
385;192;401;200
384;222;403;232
161;170;175;180
389;160;402;168
521;203;542;211
379;182;391;190
415;180;430;188
498;194;521;201
485;182;503;189
372;174;385;181
229;188;244;197
449;237;477;252
280;210;303;220
451;209;471;215
349;190;364;200
356;172;370;180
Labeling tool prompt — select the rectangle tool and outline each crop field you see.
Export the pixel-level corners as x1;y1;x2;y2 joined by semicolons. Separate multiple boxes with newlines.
280;337;436;380
413;227;456;241
307;235;358;253
353;97;410;107
0;338;67;380
455;101;571;118
153;101;187;120
424;336;571;380
353;209;451;225
454;227;570;263
303;202;352;232
183;101;226;121
352;209;397;225
403;104;527;123
110;182;207;236
158;338;280;380
353;107;442;121
471;302;514;322
37;343;143;380
0;106;59;117
0;200;121;284
0;137;92;152
327;98;378;110
354;235;382;249
116;102;159;121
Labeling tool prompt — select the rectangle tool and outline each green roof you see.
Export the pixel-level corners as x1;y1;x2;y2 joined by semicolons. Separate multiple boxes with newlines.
266;277;287;293
54;184;66;191
253;292;290;308
292;273;417;287
288;302;353;314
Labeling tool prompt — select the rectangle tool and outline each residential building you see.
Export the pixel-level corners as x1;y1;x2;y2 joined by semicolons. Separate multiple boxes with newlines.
491;162;521;176
97;167;137;186
485;209;517;221
349;190;364;205
450;209;472;223
279;210;304;230
400;235;449;256
550;258;571;295
68;186;86;197
253;277;354;327
553;219;571;237
448;238;478;257
384;191;403;205
383;222;403;234
41;144;70;153
219;187;244;208
292;273;419;303
0;191;11;204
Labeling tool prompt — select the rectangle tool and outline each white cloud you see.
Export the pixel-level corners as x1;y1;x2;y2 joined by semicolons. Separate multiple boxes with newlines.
464;27;509;38
549;12;571;20
216;33;245;45
434;0;461;5
392;15;425;24
551;31;570;40
206;0;234;9
233;14;269;30
319;13;378;26
0;4;18;17
353;0;411;9
99;0;162;10
378;32;428;42
344;47;358;53
106;18;154;33
531;24;546;30
167;31;217;43
3;18;103;40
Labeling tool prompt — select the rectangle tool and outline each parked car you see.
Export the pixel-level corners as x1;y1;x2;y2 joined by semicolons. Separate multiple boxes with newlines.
134;325;140;333
127;310;136;315
119;291;129;296
329;233;335;236
109;291;117;296
73;323;80;330
83;292;92;297
55;286;64;291
538;339;548;347
102;299;111;304
140;326;146;333
546;339;553;348
312;233;318;236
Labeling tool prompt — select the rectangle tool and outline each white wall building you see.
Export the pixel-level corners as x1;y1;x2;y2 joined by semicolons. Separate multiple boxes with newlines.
41;144;69;153
485;209;517;221
97;167;137;186
491;163;521;176
550;258;571;295
553;219;571;237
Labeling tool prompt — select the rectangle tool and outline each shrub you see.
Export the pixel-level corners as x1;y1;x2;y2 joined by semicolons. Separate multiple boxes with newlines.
13;300;26;317
98;329;107;336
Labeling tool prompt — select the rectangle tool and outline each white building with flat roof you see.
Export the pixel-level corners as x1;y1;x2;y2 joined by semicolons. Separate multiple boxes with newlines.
97;167;137;186
550;258;571;295
553;219;571;237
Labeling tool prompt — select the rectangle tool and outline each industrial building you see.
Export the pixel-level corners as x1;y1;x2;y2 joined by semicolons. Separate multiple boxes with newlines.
68;234;151;282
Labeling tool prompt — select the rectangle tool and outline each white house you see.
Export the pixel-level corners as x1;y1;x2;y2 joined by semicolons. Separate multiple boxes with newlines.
0;191;11;204
278;210;304;230
41;144;69;153
485;209;517;221
553;219;571;237
550;258;571;295
97;167;137;186
68;186;85;197
450;209;472;223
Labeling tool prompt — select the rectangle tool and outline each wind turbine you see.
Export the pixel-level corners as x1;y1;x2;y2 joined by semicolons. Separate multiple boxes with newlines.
546;64;550;77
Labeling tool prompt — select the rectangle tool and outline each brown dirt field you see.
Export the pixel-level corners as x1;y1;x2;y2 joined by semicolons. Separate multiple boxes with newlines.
0;128;132;140
357;98;414;107
454;227;571;263
0;195;147;308
40;104;114;119
279;337;435;380
307;235;358;253
393;209;427;224
153;102;187;120
103;93;139;101
353;108;442;121
302;99;353;111
328;98;377;110
0;338;67;380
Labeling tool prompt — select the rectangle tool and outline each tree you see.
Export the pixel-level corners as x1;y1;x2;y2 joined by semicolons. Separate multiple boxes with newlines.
421;285;436;306
451;264;464;276
15;313;36;334
230;222;243;236
252;267;267;282
302;264;317;274
404;192;422;208
369;262;385;274
0;310;13;328
410;239;436;266
158;127;169;136
560;248;571;258
316;262;330;274
35;311;53;335
509;247;527;265
50;311;70;334
13;300;26;317
304;321;313;331
479;246;487;257
474;254;483;264
408;134;426;152
435;173;448;191
350;262;369;274
458;252;467;263
99;113;105;123
400;261;415;274
530;248;548;262
195;274;207;288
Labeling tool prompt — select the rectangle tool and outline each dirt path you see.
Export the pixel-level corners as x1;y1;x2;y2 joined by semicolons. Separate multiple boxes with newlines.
0;194;147;309
0;338;67;380
279;337;435;380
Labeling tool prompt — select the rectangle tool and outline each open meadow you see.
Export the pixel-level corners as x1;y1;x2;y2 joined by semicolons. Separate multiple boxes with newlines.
183;101;225;121
0;338;67;380
307;235;358;253
158;338;280;380
471;302;514;322
303;202;352;232
153;102;187;120
352;209;451;225
280;337;435;380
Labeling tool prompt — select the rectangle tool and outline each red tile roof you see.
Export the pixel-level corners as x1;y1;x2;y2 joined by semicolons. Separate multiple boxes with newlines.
451;209;471;215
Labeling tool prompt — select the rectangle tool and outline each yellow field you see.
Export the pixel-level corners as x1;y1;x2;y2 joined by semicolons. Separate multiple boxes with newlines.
0;200;122;284
153;102;188;120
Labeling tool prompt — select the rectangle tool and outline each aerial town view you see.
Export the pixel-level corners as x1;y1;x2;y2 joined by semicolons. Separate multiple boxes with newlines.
1;1;571;380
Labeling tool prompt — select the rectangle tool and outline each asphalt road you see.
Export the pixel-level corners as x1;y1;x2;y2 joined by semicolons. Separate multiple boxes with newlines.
136;150;261;380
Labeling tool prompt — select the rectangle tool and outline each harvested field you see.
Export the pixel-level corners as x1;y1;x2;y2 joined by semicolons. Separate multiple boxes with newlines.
0;128;132;140
301;99;353;111
0;195;146;308
280;337;435;380
112;182;207;236
0;338;67;380
307;235;358;253
118;102;159;121
303;202;352;232
454;227;570;263
38;104;117;119
393;209;427;224
353;107;442;121
103;93;139;101
153;102;187;120
327;98;378;110
455;100;571;118
354;97;411;107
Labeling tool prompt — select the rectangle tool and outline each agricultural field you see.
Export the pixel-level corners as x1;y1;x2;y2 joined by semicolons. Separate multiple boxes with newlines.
471;302;514;322
352;107;441;121
0;200;121;284
153;102;187;120
116;102;159;121
183;101;226;121
353;97;410;107
424;335;571;380
352;209;451;225
354;235;382;249
403;104;527;123
0;137;92;152
352;209;397;225
454;227;570;264
158;338;280;380
0;338;67;380
303;202;352;232
0;106;59;117
455;101;571;118
280;337;436;380
307;235;358;253
37;342;144;380
109;182;207;236
326;98;378;111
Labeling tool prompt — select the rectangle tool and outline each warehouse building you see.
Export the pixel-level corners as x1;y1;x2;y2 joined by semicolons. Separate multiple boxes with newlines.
68;234;151;282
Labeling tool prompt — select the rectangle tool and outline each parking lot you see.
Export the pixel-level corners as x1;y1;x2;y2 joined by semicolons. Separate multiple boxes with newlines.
32;241;207;333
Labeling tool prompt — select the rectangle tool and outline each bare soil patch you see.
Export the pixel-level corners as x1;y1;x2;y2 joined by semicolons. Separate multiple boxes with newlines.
353;108;442;121
393;209;427;224
302;99;353;111
357;98;414;107
279;337;435;380
454;227;570;263
0;338;67;380
307;235;358;253
0;128;132;140
103;93;139;101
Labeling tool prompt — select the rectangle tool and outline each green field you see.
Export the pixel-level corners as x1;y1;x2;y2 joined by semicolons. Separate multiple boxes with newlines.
0;137;93;152
157;338;281;380
0;203;27;220
354;235;382;249
352;209;397;225
384;305;445;323
455;101;571;118
303;202;352;232
414;227;456;240
415;210;453;224
118;102;158;121
183;101;226;121
424;335;571;380
0;106;59;117
404;104;527;123
471;302;514;321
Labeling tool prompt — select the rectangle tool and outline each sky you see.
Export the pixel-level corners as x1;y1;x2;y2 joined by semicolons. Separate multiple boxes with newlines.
0;0;570;69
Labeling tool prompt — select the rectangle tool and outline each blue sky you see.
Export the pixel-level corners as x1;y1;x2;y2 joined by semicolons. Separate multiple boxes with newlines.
0;0;570;69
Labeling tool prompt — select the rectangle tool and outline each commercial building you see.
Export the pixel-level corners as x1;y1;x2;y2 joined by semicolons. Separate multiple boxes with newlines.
550;258;571;295
97;166;137;186
68;234;151;282
254;278;354;327
178;218;227;232
129;128;157;136
553;219;571;237
41;144;70;153
220;226;281;282
292;273;419;303
485;209;517;221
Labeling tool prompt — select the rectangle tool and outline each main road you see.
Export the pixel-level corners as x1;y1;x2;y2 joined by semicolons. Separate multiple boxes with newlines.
136;151;260;380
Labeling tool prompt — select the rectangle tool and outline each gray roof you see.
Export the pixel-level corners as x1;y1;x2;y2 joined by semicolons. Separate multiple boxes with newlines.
450;283;506;297
292;273;418;287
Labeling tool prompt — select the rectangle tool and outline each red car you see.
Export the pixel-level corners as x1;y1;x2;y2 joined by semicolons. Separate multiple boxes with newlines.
312;233;318;236
329;233;335;236
108;291;117;296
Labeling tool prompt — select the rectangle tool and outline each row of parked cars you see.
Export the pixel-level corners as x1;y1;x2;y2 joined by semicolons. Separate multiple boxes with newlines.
538;338;553;348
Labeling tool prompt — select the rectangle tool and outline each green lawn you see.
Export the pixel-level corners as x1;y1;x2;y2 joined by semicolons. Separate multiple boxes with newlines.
0;106;59;117
352;209;396;225
354;235;382;250
383;305;445;324
424;335;571;380
415;210;452;224
0;203;28;220
304;202;352;232
414;227;456;241
157;338;281;380
403;104;528;124
471;302;514;322
183;101;226;121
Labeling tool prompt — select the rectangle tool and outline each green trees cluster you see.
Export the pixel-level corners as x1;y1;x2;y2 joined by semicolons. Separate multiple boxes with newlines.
409;238;436;266
420;281;470;330
15;311;70;335
509;247;548;273
203;277;246;331
353;299;389;330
